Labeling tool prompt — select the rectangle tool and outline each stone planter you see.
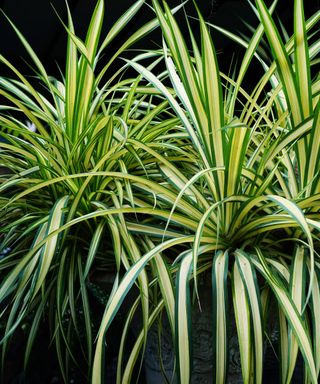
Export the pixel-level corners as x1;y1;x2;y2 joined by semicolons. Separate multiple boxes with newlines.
143;275;243;384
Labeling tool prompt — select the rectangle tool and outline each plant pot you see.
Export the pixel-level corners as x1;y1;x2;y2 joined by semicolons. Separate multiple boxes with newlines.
143;275;243;384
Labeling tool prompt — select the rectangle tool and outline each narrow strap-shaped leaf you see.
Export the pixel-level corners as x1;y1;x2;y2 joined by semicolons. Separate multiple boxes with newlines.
162;45;203;152
145;238;175;337
266;195;314;307
0;12;50;88
230;196;314;298
120;299;166;384
163;168;218;243
294;0;312;119
96;1;187;83
98;0;145;54
226;122;249;197
83;221;106;278
15;223;48;296
255;0;310;191
175;251;193;384
253;249;318;383
92;236;194;384
306;102;320;196
0;219;47;312
198;9;225;198
309;264;320;377
72;0;104;139
32;196;69;297
159;164;196;204
212;9;319;126
0;89;49;139
83;0;104;62
52;6;90;68
117;298;140;384
233;261;252;383
128;60;209;168
0;55;54;124
225;122;249;227
64;0;77;140
263;117;313;168
159;1;207;132
236;251;264;384
211;0;278;118
78;257;93;375
112;207;150;370
84;116;113;169
126;222;185;239
186;17;204;93
193;200;226;294
212;250;229;383
286;246;306;383
279;306;289;383
255;0;301;125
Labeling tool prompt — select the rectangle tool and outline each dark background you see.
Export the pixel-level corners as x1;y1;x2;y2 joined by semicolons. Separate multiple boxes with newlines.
0;0;318;77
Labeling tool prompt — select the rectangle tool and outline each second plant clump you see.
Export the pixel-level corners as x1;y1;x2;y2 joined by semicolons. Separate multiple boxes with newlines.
0;0;320;383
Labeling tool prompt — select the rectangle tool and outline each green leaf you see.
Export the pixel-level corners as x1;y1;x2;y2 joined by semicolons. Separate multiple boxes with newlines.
212;251;229;383
286;246;306;383
254;249;318;383
233;260;252;383
235;251;263;384
294;0;312;118
175;250;193;384
92;236;194;384
32;196;69;297
255;0;302;125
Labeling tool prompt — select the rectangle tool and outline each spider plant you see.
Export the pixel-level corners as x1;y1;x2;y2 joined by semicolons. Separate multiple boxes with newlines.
90;0;320;383
0;0;184;381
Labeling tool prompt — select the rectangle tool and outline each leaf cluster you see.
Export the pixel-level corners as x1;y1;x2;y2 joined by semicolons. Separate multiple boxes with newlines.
0;0;319;383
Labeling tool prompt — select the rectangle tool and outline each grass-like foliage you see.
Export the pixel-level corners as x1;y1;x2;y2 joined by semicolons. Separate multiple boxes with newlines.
0;0;320;383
